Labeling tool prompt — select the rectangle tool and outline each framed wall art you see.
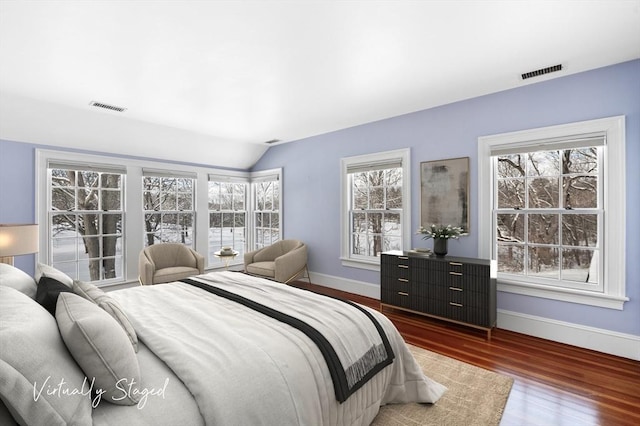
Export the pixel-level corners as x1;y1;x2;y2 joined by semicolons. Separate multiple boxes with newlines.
420;156;469;232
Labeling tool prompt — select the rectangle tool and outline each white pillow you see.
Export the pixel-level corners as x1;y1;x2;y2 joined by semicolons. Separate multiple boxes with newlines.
72;280;139;352
35;263;73;287
55;292;141;406
0;263;37;299
0;287;92;425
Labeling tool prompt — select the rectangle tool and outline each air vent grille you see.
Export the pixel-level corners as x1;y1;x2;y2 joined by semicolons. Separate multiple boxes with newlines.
521;64;563;80
89;101;127;112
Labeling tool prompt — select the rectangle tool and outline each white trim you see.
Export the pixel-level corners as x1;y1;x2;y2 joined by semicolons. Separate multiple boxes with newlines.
339;148;411;269
478;116;627;308
309;271;381;300
498;309;640;361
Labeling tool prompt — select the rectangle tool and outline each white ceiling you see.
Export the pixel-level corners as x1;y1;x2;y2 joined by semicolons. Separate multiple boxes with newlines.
1;0;639;169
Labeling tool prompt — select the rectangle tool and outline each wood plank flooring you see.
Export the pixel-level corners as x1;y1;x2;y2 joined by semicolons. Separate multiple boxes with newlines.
292;281;640;426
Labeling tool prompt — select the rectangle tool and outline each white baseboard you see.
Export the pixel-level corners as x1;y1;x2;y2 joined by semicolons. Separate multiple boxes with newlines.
309;270;640;361
309;271;380;299
498;309;640;361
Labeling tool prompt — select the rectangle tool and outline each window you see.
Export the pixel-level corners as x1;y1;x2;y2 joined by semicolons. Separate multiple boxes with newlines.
340;149;410;270
478;116;627;309
47;162;125;282
495;145;601;290
208;176;248;263
252;175;280;250
38;149;282;285
142;170;196;247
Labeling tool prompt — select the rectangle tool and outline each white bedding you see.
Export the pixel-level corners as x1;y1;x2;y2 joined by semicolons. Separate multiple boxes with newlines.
109;271;446;425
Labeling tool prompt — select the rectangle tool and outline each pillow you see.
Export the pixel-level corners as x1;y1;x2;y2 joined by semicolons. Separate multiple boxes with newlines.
35;276;73;315
72;280;139;352
0;263;37;299
55;292;141;406
35;263;73;288
0;287;92;426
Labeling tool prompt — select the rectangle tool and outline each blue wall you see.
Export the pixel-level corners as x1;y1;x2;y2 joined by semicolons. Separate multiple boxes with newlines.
252;59;640;336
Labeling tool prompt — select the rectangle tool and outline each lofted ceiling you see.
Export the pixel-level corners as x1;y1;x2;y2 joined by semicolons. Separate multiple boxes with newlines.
0;0;639;169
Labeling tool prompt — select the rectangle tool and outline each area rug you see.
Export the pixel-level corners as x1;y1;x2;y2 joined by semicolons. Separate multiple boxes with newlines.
372;344;513;426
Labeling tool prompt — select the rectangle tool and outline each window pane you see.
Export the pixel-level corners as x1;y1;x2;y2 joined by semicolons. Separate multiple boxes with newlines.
352;212;366;233
528;151;560;176
497;179;525;208
353;184;368;209
562;249;598;284
528;177;559;208
387;186;402;209
563;148;597;174
497;214;524;242
528;214;558;244
101;173;121;188
562;214;598;247
385;168;402;186
370;187;384;209
528;246;559;279
384;213;401;236
101;189;121;210
497;244;524;274
52;238;77;262
563;176;597;208
497;154;525;178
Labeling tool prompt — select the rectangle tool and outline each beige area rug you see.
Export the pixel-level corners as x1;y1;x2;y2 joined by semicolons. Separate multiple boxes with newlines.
372;345;513;426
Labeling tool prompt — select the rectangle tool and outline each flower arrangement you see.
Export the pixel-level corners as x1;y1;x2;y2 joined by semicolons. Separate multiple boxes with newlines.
417;224;464;240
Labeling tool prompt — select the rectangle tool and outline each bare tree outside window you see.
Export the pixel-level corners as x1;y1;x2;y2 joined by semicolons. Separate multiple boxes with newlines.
253;180;280;250
495;147;599;286
50;168;123;281
350;167;402;258
143;176;195;247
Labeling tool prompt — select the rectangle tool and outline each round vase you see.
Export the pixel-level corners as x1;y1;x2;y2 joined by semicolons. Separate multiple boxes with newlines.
433;238;448;256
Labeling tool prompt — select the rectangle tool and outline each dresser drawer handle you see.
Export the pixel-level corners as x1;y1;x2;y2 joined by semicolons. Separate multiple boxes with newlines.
398;256;409;260
449;272;463;276
449;302;463;307
398;265;409;269
449;262;463;266
398;278;409;283
398;292;409;296
449;286;463;291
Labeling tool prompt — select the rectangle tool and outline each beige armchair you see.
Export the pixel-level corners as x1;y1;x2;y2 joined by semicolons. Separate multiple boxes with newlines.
244;240;310;284
139;243;205;285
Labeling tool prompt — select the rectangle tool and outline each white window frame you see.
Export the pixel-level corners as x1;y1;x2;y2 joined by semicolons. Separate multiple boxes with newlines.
142;169;197;248
249;169;283;251
207;173;249;265
478;116;627;309
46;161;126;283
37;148;282;285
340;148;411;271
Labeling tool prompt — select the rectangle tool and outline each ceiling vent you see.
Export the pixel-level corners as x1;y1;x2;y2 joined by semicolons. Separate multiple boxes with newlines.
89;101;127;112
521;64;563;80
264;139;281;145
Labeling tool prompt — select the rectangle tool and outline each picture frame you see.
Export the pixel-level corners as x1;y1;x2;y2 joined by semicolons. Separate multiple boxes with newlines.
420;156;470;232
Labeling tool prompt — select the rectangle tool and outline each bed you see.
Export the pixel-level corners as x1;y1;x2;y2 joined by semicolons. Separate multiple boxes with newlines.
0;263;446;426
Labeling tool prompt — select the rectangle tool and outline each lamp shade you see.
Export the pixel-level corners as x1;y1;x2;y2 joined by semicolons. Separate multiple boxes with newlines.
0;224;39;257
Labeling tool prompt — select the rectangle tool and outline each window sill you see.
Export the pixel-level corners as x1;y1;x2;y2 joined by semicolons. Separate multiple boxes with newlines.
498;278;628;310
340;257;381;272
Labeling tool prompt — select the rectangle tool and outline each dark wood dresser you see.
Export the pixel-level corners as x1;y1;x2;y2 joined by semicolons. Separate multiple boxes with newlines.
380;250;497;339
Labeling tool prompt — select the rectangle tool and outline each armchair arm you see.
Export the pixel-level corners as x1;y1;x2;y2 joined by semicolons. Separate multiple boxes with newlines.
274;245;308;283
190;248;205;274
138;252;155;285
244;249;260;268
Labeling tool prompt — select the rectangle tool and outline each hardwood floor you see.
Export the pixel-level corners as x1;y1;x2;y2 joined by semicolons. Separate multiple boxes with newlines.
292;281;640;426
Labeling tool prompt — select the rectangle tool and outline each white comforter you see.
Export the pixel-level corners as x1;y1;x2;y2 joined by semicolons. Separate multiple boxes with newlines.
111;272;446;426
